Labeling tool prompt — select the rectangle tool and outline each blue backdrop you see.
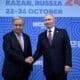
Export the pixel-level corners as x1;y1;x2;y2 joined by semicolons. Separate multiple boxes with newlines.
0;17;80;80
0;0;80;80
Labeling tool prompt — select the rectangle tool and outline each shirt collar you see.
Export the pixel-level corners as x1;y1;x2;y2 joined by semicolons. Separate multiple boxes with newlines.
14;32;23;37
47;27;55;32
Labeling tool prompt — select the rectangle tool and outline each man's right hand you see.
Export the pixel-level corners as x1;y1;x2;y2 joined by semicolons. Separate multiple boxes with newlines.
25;56;34;64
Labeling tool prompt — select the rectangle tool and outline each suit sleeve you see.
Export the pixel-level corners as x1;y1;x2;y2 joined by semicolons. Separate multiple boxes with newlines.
3;35;26;64
63;30;72;67
33;35;43;62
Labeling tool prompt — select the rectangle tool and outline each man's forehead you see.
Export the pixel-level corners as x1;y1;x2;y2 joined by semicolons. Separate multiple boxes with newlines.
44;15;54;19
14;19;23;21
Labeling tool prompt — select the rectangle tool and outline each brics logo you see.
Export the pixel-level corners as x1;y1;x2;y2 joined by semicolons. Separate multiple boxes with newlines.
65;0;80;6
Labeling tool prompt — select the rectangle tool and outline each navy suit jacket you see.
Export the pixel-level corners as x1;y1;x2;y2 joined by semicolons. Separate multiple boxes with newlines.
33;28;72;75
2;31;32;78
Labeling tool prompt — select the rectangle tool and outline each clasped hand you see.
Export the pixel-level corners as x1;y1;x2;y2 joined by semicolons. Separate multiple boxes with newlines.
25;56;34;64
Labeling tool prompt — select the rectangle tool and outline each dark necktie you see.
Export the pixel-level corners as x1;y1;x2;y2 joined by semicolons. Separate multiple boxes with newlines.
48;29;52;45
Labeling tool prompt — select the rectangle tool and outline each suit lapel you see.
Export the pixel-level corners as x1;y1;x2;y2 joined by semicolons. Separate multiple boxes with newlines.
11;31;23;52
51;28;59;46
22;33;26;52
44;31;51;47
43;28;59;47
44;28;59;47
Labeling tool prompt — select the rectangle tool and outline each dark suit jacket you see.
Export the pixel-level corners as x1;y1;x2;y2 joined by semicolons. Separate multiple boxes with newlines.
2;31;32;79
33;28;72;76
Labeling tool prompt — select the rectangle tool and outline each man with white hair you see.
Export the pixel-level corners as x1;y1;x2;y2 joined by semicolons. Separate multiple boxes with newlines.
2;16;33;80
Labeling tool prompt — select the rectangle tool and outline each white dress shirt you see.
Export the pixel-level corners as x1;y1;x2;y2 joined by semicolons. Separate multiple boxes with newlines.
15;33;24;51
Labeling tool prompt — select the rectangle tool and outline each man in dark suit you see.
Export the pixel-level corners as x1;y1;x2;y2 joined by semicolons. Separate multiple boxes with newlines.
32;14;72;80
2;16;33;80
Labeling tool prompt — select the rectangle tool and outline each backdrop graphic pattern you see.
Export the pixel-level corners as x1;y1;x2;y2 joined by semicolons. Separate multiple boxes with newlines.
0;17;80;80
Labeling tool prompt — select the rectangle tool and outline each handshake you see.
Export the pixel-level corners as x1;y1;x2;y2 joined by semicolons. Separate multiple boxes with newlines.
25;56;34;64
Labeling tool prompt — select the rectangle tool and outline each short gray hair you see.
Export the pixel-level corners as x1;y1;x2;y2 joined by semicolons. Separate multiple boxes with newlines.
12;16;24;24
